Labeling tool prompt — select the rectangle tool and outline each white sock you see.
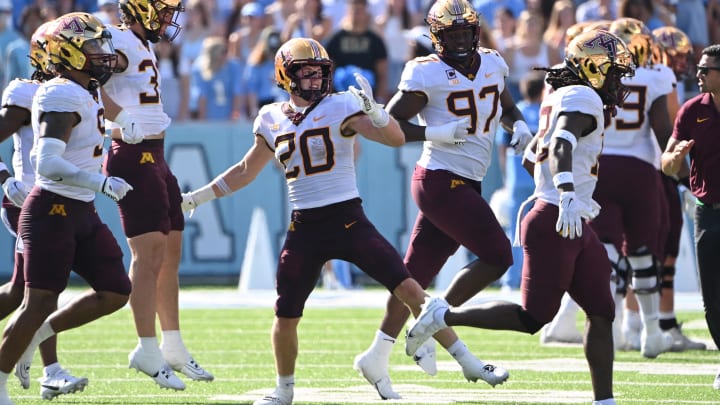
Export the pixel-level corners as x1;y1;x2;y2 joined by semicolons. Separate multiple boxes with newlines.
448;339;480;368
161;330;189;356
623;309;642;332
659;311;675;321
138;336;162;357
592;398;616;405
632;289;661;335
276;374;294;397
20;322;55;364
447;339;468;358
368;330;395;359
43;362;61;377
0;370;7;386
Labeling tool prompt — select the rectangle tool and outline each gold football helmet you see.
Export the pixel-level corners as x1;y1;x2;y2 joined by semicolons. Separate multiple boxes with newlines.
119;0;184;42
652;26;693;79
49;12;117;78
274;38;333;102
565;29;635;106
426;0;479;62
29;20;56;79
609;17;654;67
565;21;594;46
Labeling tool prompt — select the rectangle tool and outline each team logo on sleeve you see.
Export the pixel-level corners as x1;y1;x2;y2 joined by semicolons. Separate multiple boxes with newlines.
445;69;459;85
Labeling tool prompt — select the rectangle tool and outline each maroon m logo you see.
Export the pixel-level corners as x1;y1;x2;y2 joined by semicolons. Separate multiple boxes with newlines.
583;32;618;58
58;16;85;35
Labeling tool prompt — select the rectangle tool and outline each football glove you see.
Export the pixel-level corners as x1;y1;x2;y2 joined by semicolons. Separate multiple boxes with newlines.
101;176;133;201
348;72;390;128
425;116;470;145
114;109;144;144
556;191;584;239
2;177;30;207
509;120;533;154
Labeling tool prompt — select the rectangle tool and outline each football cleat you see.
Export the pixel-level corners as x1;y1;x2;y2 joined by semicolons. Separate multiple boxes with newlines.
640;330;673;359
14;360;30;390
714;371;720;390
253;389;293;405
413;338;437;376
668;326;707;351
129;346;185;390
353;351;401;400
405;297;449;356
461;360;509;387
40;369;88;400
168;357;214;382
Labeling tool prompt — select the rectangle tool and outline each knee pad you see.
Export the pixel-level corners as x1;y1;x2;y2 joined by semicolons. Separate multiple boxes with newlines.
516;306;544;334
629;247;660;295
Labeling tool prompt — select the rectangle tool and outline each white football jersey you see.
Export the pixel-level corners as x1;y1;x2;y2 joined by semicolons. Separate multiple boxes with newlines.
399;49;509;181
602;64;675;165
31;78;106;202
533;85;605;207
1;78;40;186
103;26;171;134
254;92;362;210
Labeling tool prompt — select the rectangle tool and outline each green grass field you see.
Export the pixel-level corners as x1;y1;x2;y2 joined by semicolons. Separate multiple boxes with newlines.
4;289;717;405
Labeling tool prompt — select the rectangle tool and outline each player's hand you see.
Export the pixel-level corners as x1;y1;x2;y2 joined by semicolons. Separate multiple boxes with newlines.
101;176;133;201
348;72;390;128
556;191;584;239
510;120;533;154
114;109;144;144
425;117;470;145
2;177;30;207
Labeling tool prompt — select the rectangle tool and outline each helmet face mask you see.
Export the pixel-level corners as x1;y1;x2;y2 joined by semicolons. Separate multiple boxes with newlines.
565;30;635;107
275;38;334;102
49;13;118;80
426;0;479;62
120;0;184;43
653;27;693;79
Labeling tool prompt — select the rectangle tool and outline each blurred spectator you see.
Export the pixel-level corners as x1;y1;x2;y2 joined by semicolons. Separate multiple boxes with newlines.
243;27;286;117
325;0;389;101
477;13;497;49
4;4;44;87
375;0;418;94
542;0;575;66
0;0;19;90
228;2;267;60
268;0;296;32
94;0;120;25
180;0;213;66
618;0;673;29
575;0;616;22
491;7;516;54
156;38;191;121
472;0;525;30
281;0;333;43
321;0;347;31
406;23;433;58
709;0;720;47
190;36;245;120
676;0;709;61
504;10;549;102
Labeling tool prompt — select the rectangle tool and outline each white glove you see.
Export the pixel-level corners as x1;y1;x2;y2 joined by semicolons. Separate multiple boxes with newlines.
510;120;533;154
556;191;584;239
181;184;218;217
101;176;133;201
348;72;390;128
181;192;198;217
425;116;470;145
2;177;30;207
114;109;144;144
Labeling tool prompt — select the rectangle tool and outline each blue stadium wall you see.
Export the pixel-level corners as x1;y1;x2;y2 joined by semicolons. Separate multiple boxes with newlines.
0;121;504;281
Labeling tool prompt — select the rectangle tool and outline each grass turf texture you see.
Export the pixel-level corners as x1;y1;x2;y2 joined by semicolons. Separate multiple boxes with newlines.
4;298;716;404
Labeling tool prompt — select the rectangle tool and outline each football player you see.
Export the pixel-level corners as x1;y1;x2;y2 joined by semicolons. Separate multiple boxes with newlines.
650;26;706;351
354;0;533;398
181;37;455;405
0;20;91;400
100;0;214;390
405;29;635;405
0;12;133;405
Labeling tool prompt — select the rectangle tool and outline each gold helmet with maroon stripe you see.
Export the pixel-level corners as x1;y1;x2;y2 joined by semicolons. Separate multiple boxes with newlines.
609;17;654;67
48;12;118;79
426;0;480;62
275;37;334;102
652;26;693;79
119;0;184;43
29;20;56;80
